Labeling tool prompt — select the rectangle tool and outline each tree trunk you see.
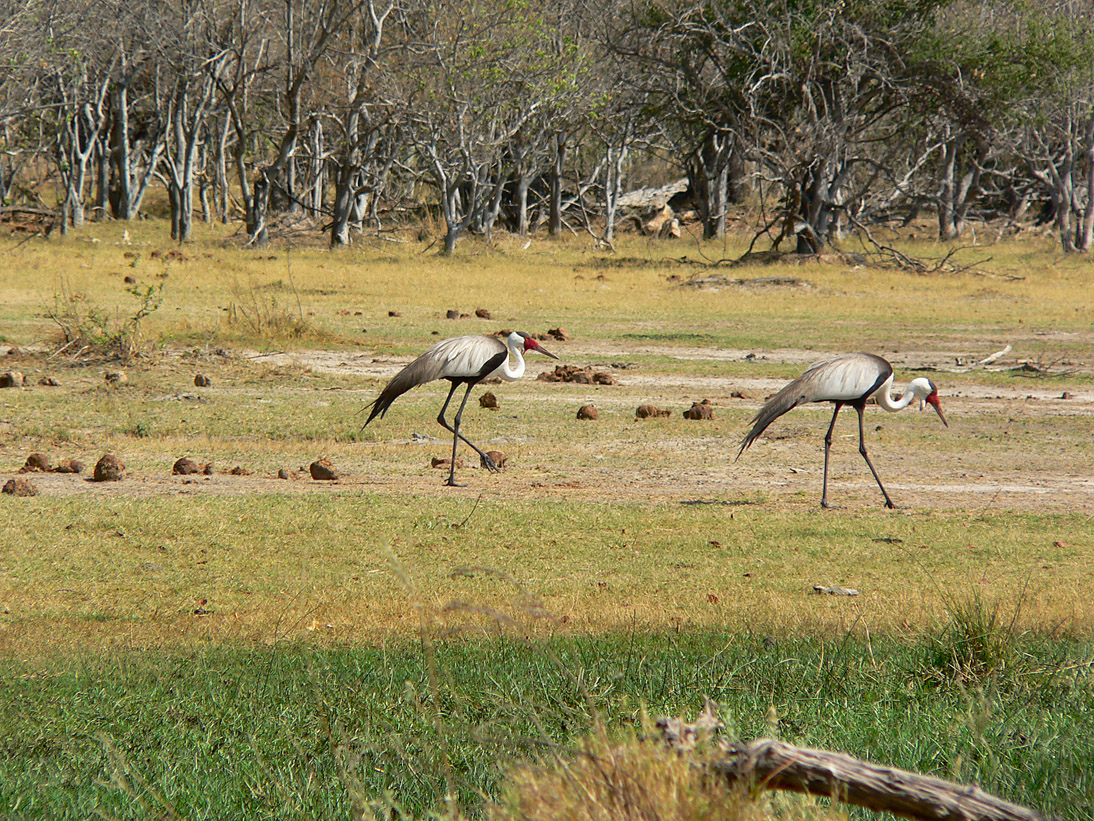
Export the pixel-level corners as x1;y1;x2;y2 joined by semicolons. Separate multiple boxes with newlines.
443;222;460;255
215;111;231;223
179;182;193;240
93;134;109;218
352;184;369;225
938;133;984;241
59;107;97;230
198;131;211;224
441;180;469;255
549;133;566;237
795;152;849;253
329;160;354;248
130;130;164;220
516;174;531;237
168;183;181;240
727;141;747;204
601;125;631;248
1055;167;1075;253
109;83;132;219
796;165;825;253
689;129;731;240
66;172;86;228
482;167;506;242
310;118;324;215
938;137;959;240
248;173;269;246
1080;118;1094;252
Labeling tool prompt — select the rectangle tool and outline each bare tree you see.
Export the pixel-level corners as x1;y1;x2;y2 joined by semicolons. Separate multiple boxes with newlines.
609;3;747;240
404;0;551;254
618;0;947;253
244;0;365;245
152;0;230;241
322;0;402;247
53;53;116;230
31;0;124;231
215;0;275;232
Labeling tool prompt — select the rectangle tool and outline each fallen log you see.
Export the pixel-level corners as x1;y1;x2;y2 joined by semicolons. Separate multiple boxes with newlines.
977;343;1012;367
655;709;1053;821
714;737;1049;821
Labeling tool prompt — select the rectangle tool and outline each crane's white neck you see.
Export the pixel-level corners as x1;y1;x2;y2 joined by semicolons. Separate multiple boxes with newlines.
875;375;933;412
498;332;527;381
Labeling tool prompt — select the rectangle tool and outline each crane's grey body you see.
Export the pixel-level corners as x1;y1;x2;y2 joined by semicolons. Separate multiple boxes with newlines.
362;331;557;486
737;353;947;508
364;335;512;425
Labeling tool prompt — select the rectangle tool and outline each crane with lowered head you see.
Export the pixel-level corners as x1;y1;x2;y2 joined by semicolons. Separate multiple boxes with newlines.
363;331;558;486
737;352;948;509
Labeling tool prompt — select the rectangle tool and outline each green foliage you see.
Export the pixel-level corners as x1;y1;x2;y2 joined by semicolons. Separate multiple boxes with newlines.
924;0;1094;118
43;278;164;364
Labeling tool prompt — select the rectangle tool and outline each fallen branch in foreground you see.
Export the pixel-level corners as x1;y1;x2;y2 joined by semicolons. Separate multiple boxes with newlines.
655;709;1054;821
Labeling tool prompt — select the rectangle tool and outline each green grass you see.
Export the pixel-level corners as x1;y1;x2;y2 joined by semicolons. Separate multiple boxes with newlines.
1;633;1090;819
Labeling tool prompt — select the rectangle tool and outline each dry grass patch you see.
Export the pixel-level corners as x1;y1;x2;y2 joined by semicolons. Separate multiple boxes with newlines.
0;489;1090;658
0;222;1092;661
2;222;1092;362
492;722;842;821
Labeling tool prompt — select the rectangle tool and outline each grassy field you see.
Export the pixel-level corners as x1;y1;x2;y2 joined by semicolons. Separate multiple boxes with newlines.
3;636;1091;818
1;221;1092;818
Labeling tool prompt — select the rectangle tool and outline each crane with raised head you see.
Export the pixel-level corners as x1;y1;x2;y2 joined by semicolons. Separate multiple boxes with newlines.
362;331;558;486
736;353;948;508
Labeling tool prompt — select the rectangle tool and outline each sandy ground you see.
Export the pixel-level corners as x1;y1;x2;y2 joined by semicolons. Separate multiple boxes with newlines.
7;340;1092;515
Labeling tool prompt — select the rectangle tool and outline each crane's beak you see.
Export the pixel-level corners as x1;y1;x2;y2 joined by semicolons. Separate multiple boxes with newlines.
924;391;948;427
525;337;559;360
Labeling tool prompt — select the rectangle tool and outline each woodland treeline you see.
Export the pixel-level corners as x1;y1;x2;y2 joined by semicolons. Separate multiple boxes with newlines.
2;0;1094;254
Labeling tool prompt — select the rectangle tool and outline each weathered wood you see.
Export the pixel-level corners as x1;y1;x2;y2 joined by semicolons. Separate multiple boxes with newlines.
654;710;1052;821
0;207;59;219
977;344;1012;367
715;738;1050;821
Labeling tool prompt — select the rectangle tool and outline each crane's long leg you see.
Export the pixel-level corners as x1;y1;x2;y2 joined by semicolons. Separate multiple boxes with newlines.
436;382;499;486
435;382;462;484
821;403;843;509
855;403;895;509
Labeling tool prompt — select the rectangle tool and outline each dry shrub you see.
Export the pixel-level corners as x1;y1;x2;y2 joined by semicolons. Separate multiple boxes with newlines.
491;723;840;821
224;276;311;339
45;278;163;363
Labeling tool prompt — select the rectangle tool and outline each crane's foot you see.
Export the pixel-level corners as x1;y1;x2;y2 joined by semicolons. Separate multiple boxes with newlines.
481;455;499;473
883;499;896;510
820;498;832;510
444;477;466;488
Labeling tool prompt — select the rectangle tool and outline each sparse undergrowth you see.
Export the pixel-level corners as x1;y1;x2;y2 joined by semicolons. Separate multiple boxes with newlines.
43;277;164;364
